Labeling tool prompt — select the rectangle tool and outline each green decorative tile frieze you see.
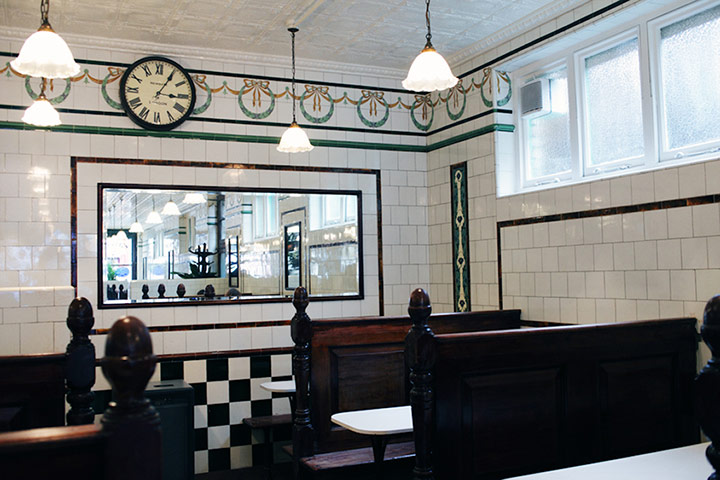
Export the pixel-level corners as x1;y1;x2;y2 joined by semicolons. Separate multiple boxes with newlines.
0;55;513;135
451;162;471;312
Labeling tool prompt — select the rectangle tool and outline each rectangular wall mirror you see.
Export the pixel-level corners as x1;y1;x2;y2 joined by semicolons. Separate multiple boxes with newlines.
98;184;363;308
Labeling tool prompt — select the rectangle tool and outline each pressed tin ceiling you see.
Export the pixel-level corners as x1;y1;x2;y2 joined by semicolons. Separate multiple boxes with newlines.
0;0;585;72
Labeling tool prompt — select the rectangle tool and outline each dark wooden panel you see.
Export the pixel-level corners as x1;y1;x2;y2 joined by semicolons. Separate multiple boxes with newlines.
0;354;66;431
461;368;566;478
332;345;406;413
425;318;699;480
308;309;522;453
598;355;676;458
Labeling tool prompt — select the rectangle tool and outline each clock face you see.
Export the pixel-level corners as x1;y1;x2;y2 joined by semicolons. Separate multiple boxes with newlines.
120;56;196;131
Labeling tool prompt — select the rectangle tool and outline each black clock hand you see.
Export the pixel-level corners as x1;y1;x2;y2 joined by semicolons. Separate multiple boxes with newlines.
154;70;175;97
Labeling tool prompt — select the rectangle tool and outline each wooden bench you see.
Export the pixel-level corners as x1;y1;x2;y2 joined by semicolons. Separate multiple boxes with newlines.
288;286;523;477
243;414;293;475
406;289;700;479
0;297;97;430
0;315;162;480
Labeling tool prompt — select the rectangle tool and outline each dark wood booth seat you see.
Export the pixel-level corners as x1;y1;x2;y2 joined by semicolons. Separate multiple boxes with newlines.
406;288;700;480
288;287;522;475
0;315;162;480
0;298;97;431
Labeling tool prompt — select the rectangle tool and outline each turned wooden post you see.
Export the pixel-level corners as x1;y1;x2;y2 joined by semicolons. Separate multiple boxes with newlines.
291;286;314;477
405;288;436;480
697;295;720;480
65;297;96;425
101;316;162;480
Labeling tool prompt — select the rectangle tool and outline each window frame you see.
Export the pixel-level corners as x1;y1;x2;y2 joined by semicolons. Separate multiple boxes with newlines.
509;0;720;196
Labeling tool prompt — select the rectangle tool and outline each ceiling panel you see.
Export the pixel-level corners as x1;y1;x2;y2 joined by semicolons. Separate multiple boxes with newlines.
1;0;585;70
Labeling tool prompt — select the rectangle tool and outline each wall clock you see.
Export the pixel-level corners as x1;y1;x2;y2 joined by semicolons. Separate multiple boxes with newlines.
120;56;196;131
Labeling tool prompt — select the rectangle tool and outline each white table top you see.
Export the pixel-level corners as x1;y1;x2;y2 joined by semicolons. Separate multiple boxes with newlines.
260;380;296;393
504;442;712;480
331;405;412;436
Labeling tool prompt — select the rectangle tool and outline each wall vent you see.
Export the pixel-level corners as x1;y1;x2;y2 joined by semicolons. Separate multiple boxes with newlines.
520;78;550;119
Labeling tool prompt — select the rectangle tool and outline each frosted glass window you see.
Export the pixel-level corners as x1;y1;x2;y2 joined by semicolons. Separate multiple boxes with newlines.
525;67;571;181
660;5;720;152
584;37;644;167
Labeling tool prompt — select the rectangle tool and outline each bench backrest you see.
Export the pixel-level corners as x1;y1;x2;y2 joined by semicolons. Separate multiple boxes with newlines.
290;286;522;454
0;315;161;480
408;305;699;479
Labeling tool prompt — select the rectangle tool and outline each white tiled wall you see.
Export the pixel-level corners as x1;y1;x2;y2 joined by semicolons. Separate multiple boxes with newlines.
0;37;430;355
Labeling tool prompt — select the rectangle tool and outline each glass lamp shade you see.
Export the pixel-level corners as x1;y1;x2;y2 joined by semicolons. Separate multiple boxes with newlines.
113;229;128;242
145;210;162;224
11;27;80;79
402;46;459;92
182;192;206;204
277;122;314;153
129;221;144;233
161;200;181;216
22;94;61;126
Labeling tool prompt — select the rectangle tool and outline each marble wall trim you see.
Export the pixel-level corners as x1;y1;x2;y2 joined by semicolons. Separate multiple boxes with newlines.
451;162;471;312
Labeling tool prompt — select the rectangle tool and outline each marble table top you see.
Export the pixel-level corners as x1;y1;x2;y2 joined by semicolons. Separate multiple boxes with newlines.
505;442;712;480
260;380;296;393
330;405;412;436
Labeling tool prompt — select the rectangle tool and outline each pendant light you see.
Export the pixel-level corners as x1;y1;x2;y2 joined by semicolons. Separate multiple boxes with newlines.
114;198;128;241
22;77;61;126
161;195;181;216
146;197;162;225
277;27;313;153
11;0;80;79
182;192;206;204
402;0;458;92
129;194;144;233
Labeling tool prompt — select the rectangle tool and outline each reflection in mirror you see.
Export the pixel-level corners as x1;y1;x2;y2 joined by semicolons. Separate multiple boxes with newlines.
99;185;363;308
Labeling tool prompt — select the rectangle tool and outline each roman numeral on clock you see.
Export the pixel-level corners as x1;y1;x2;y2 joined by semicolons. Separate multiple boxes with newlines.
141;65;151;76
175;81;186;87
128;97;141;108
173;103;186;113
155;63;164;75
126;86;139;94
167;111;176;122
138;107;149;120
130;74;142;84
154;112;161;123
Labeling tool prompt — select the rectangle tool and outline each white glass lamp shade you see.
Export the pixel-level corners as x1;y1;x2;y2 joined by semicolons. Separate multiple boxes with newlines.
129;221;144;233
11;27;80;79
402;46;458;92
113;229;128;242
161;200;181;216
182;192;206;204
277;122;314;153
145;210;162;224
22;93;60;126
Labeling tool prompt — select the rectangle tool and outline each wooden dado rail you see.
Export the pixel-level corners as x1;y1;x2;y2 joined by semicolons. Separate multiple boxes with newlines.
0;312;162;480
406;288;701;480
289;287;522;474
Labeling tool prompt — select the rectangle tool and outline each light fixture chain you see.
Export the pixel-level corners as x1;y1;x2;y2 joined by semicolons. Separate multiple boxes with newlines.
41;0;50;25
291;29;297;123
425;0;433;47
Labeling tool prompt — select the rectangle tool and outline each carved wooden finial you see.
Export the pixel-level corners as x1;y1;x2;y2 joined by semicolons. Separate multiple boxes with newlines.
406;288;436;480
65;297;96;425
698;295;720;480
291;286;314;476
100;316;161;480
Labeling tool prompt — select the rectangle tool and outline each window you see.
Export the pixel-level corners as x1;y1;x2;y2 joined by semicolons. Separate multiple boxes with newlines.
309;194;357;230
523;66;572;184
509;0;720;195
253;194;278;239
654;3;720;158
580;34;644;171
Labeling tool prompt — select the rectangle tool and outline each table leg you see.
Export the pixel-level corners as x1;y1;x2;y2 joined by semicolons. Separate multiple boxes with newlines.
371;436;388;479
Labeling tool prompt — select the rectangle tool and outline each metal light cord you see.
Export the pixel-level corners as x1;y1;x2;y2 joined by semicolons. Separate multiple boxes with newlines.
425;0;433;48
290;28;297;123
41;0;50;26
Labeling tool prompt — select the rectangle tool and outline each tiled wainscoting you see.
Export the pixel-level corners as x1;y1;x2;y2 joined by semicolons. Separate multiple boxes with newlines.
93;351;292;474
499;195;720;323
